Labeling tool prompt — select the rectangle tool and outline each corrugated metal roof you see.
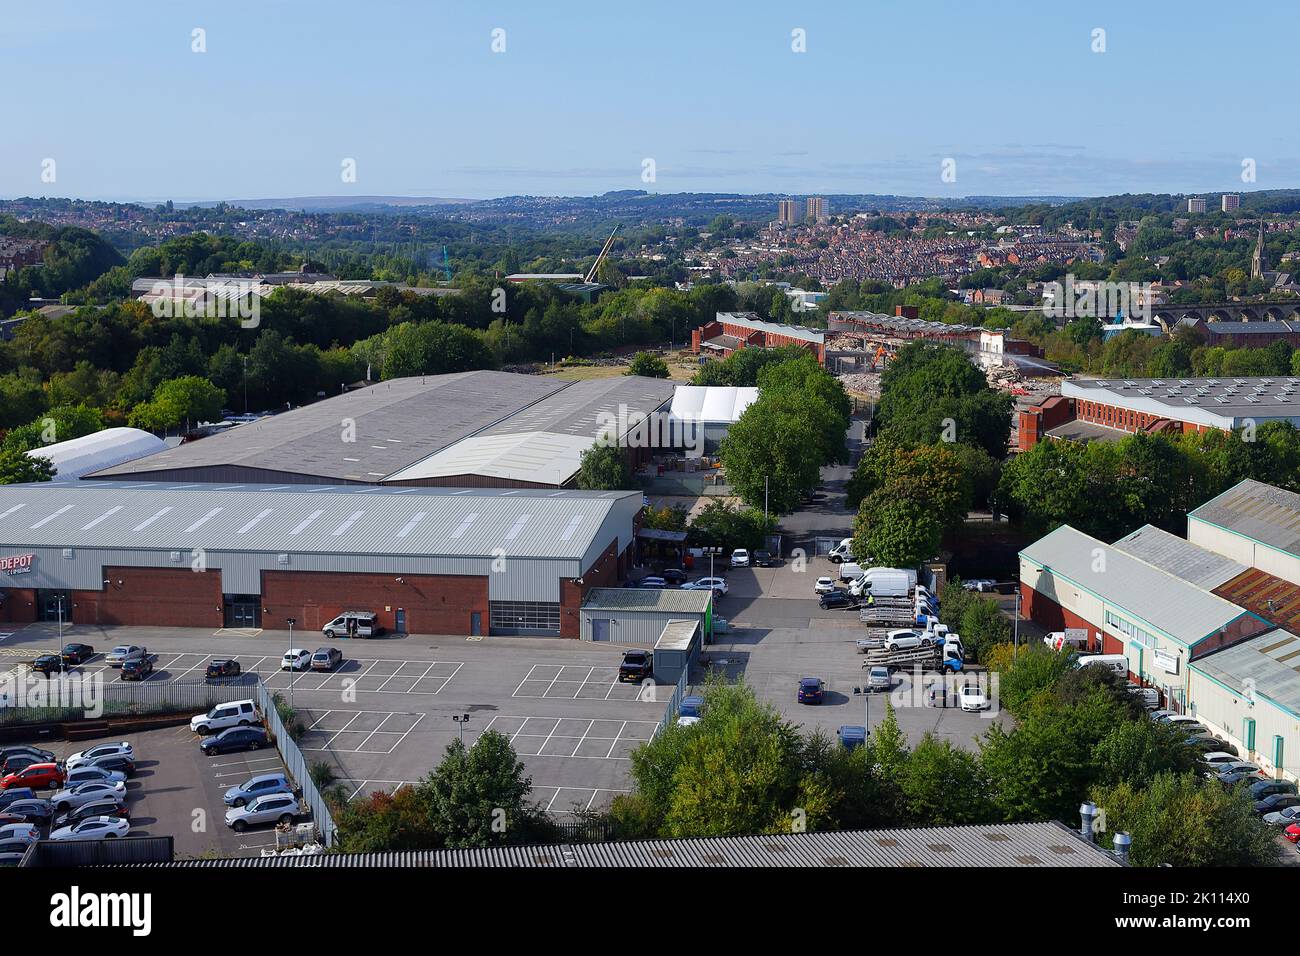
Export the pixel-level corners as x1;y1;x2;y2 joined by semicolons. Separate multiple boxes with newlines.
386;432;594;485
1190;479;1300;558
1063;378;1300;428
1193;627;1300;718
1212;568;1300;634
655;619;700;650
120;822;1121;867
582;587;712;613
718;312;825;345
0;481;637;560
1021;525;1255;647
1113;524;1248;590
88;371;571;482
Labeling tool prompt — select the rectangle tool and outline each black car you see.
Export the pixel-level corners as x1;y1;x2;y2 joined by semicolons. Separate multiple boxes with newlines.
819;589;857;610
1247;778;1299;801
0;754;45;776
753;550;774;567
206;659;242;680
0;746;55;765
52;798;130;830
1255;793;1300;815
618;650;653;683
120;658;153;681
0;788;38;810
30;654;65;677
87;754;136;777
61;643;94;665
200;726;270;756
1185;733;1237;756
661;568;687;586
0;797;53;823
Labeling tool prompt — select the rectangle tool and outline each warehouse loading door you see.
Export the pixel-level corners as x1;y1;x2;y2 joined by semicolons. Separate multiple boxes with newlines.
223;596;261;628
592;619;611;642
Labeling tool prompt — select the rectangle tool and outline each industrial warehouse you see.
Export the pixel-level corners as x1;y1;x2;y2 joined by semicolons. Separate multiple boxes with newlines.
0;480;641;637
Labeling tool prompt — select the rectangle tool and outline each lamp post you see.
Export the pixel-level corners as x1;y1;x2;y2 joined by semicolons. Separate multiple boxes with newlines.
286;618;297;709
1012;587;1021;655
56;594;66;675
452;713;470;744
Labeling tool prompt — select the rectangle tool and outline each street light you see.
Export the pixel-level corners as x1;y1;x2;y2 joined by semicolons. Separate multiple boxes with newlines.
452;713;471;744
286;618;297;709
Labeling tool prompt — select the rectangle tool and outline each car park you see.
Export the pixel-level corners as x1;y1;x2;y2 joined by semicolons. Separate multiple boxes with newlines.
105;645;147;667
52;798;130;830
814;576;836;594
62;766;126;789
959;685;990;712
200;726;270;756
281;649;311;671
730;549;750;568
49;816;130;841
224;773;293;808
66;742;134;770
61;643;95;665
0;788;38;810
819;589;857;610
797;677;825;704
0;763;64;791
311;647;343;672
661;568;687;586
224;792;302;832
618;650;653;683
31;654;66;676
120;657;154;681
0;798;53;823
191;700;259;735
50;781;127;813
205;659;242;680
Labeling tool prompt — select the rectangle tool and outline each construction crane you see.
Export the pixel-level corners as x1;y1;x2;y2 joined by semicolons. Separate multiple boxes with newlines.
583;224;621;284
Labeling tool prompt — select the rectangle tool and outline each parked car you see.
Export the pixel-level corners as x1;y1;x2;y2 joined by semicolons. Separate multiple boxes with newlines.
31;654;65;676
661;568;687;586
684;577;728;596
1285;823;1300;844
0;823;39;845
819;589;857;610
730;549;750;568
52;799;129;830
1163;715;1208;734
120;657;153;681
867;666;891;693
62;766;126;789
0;746;54;765
1185;734;1236;755
814;577;836;594
281;649;311;671
1255;793;1300;815
752;551;774;567
205;659;242;680
961;579;998;593
0;837;32;864
883;630;932;652
49;781;127;813
66;743;133;771
191;700;259;736
84;754;135;777
618;650;653;683
1202;751;1241;766
105;645;147;668
1247;778;1299;801
61;643;95;665
0;763;64;791
311;647;343;672
0;798;52;823
225;792;302;832
200;726;270;756
677;696;705;727
1263;805;1300;827
0;789;38;810
959;685;991;712
797;677;825;705
224;773;293;808
1214;762;1264;784
0;754;46;776
49;816;130;841
636;576;667;589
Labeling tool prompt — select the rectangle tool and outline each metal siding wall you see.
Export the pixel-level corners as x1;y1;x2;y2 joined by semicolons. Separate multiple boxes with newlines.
580;609;705;645
583;497;638;570
1186;669;1299;781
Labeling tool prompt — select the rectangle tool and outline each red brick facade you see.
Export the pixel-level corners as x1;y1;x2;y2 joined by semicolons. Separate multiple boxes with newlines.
1017;395;1075;450
75;567;224;628
1019;582;1106;652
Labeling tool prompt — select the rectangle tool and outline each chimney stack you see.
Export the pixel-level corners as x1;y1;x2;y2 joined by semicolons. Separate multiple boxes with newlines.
1079;802;1098;842
1112;831;1132;864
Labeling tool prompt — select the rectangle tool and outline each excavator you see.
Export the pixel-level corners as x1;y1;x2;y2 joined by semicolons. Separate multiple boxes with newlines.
584;225;621;284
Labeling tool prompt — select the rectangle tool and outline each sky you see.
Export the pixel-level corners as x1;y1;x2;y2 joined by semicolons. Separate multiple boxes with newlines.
4;0;1296;203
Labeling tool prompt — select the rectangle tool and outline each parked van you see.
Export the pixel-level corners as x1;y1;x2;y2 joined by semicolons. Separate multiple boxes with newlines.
1044;629;1089;652
190;699;258;736
1076;653;1128;677
827;539;854;564
838;562;864;582
855;568;916;598
322;611;383;639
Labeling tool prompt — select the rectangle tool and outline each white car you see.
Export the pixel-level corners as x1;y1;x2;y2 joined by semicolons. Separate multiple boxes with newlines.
281;649;312;671
62;766;127;789
50;781;127;813
66;742;134;770
959;685;990;712
682;577;728;596
1263;805;1300;826
883;629;931;652
0;822;39;844
962;579;997;592
677;715;700;727
49;816;130;841
1201;751;1240;766
105;645;147;668
814;577;836;594
730;549;750;568
190;699;258;735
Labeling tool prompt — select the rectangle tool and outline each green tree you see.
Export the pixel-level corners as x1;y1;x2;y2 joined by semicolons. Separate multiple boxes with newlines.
1;404;103;454
128;375;225;432
720;394;824;513
574;442;633;491
852;491;944;569
0;448;56;484
685;499;774;553
899;734;991;825
626;351;670;378
426;731;537;849
1091;719;1205;789
333;787;441;853
958;597;1011;664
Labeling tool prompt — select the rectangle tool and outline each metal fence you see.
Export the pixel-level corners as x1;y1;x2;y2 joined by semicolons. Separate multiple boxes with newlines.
253;681;337;848
655;666;690;737
0;675;252;726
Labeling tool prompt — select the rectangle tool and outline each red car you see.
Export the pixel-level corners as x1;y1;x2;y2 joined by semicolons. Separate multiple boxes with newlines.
1285;823;1300;844
0;762;65;791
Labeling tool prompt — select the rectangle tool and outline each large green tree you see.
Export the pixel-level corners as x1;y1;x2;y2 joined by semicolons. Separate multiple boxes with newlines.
575;442;634;490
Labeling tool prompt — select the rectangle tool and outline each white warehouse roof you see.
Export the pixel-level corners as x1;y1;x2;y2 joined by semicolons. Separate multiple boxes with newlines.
25;427;166;480
386;432;596;486
670;386;759;425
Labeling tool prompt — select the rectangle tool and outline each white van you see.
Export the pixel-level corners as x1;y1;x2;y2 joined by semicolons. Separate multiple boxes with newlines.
856;568;915;598
827;538;854;564
190;699;258;735
838;562;864;582
1076;654;1128;677
322;611;383;639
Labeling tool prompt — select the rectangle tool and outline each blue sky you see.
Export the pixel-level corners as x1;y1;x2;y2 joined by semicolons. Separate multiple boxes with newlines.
4;0;1295;202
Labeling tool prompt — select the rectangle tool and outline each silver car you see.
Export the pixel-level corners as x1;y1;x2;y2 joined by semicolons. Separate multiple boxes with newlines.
50;780;127;813
224;792;301;832
62;766;127;789
105;645;147;668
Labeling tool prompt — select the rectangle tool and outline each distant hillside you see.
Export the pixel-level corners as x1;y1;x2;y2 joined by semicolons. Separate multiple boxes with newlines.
179;195;477;212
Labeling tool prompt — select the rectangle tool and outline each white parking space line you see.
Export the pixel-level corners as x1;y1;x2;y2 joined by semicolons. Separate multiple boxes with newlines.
297;710;423;754
482;715;656;760
512;662;641;702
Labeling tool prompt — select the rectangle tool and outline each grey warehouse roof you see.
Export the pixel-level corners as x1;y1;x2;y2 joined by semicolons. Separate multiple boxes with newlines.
1112;524;1248;591
1062;376;1300;428
88;370;569;482
582;587;713;614
717;311;825;345
1189;479;1300;559
121;821;1120;868
1193;628;1300;719
0;481;638;561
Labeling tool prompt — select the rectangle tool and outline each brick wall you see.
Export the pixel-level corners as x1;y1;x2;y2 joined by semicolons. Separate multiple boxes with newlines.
559;538;622;638
0;587;38;624
261;569;488;635
75;567;223;628
1019;582;1105;652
